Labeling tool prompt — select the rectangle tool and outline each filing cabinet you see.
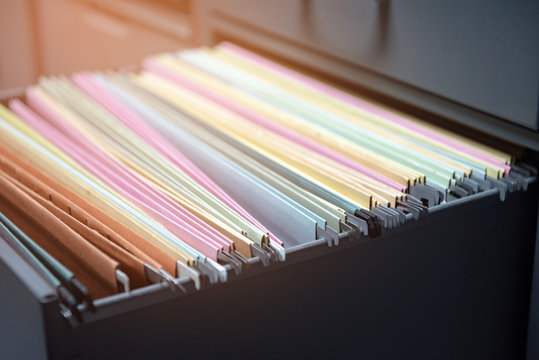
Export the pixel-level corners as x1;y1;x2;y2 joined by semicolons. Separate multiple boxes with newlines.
1;1;539;359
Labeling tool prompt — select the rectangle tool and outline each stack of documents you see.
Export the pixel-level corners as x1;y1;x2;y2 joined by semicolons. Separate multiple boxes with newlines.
0;43;529;311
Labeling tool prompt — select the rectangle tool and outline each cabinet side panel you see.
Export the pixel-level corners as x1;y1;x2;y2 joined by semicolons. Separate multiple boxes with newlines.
0;239;54;360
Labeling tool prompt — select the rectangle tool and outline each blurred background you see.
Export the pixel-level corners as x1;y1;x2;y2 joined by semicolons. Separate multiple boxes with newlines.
0;0;197;99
